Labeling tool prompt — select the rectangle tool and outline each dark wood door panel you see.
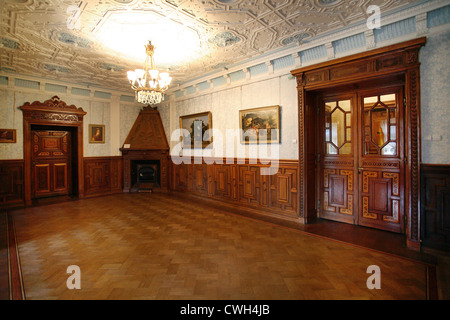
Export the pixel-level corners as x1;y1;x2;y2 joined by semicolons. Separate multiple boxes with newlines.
318;87;404;233
31;130;71;198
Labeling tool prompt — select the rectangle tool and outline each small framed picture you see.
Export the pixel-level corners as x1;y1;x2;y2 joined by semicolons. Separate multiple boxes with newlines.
179;111;212;149
89;124;105;143
239;105;280;144
0;129;16;143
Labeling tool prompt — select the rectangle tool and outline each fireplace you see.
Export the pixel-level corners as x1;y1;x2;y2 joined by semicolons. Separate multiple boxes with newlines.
120;106;169;193
131;160;160;192
138;165;157;184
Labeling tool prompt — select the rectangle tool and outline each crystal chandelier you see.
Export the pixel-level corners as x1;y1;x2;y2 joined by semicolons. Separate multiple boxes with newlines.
127;41;172;105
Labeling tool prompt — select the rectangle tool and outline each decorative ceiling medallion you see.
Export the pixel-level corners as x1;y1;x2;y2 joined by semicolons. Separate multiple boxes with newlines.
113;0;135;4
44;64;69;73
211;62;230;69
93;10;203;66
315;0;342;8
281;32;313;46
1;38;20;50
209;31;241;47
58;32;92;48
213;0;243;5
100;63;124;72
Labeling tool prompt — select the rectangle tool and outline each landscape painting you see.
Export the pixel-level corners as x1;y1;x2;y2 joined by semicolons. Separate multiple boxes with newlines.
179;112;212;148
239;106;280;144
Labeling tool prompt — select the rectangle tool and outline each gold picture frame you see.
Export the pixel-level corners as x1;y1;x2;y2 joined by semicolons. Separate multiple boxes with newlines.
89;124;105;143
0;129;16;143
239;105;280;144
179;111;212;149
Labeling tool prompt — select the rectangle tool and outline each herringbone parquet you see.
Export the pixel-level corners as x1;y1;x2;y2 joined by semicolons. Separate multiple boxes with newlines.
10;193;429;300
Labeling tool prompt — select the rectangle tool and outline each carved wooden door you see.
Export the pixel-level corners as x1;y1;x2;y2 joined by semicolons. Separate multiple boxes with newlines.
319;95;357;225
358;88;405;233
319;87;405;233
31;130;71;198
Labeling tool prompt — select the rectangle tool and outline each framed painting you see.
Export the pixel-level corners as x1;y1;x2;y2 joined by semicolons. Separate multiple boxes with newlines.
179;112;212;148
89;124;105;143
0;129;16;143
239;105;280;144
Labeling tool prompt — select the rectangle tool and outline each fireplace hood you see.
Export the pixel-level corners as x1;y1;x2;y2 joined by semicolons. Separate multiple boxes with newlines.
120;106;169;152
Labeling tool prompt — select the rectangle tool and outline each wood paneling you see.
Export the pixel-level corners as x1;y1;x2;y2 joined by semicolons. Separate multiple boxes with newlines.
83;157;123;197
0;160;24;208
421;164;450;252
170;158;299;221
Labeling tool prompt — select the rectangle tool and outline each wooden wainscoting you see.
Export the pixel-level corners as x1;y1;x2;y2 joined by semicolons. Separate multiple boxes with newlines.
421;164;450;252
171;158;299;222
83;156;123;198
0;160;25;209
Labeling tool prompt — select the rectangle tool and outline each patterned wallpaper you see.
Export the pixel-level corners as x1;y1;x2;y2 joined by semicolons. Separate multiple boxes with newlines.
167;74;298;160
0;90;116;159
420;29;450;164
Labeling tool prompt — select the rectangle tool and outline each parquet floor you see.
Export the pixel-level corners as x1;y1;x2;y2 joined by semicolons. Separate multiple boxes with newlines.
6;193;434;300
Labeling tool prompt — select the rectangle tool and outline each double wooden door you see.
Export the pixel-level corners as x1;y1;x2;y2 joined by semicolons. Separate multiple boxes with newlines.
32;130;71;198
318;86;405;233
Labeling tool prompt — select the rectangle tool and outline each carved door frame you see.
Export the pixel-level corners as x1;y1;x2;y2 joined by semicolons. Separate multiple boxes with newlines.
291;37;426;251
20;96;86;205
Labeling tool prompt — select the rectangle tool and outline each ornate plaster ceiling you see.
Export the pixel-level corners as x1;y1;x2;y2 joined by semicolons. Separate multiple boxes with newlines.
0;0;423;92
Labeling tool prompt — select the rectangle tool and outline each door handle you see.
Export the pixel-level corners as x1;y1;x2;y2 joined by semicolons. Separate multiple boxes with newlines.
358;167;364;174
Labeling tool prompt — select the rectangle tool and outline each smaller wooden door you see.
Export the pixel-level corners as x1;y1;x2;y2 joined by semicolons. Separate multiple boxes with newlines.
32;130;71;198
319;95;356;224
358;88;405;233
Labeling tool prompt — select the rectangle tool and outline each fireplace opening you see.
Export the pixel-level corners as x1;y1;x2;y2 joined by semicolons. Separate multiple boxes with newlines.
138;165;157;183
131;160;160;192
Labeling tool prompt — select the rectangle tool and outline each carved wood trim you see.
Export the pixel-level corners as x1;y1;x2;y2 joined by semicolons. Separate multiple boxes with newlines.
291;38;426;250
19;96;86;206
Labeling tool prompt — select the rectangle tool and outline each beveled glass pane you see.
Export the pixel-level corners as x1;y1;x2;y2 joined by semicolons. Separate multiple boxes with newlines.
339;100;351;112
325;129;330;141
325;101;336;109
390;110;396;124
390;125;396;140
346;113;351;125
331;108;345;148
381;142;396;155
380;94;396;105
340;143;352;155
346;128;352;141
372;107;388;147
327;143;337;155
364;96;378;105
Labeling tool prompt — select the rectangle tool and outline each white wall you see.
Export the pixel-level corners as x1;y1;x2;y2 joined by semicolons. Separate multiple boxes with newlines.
0;85;141;160
162;73;299;160
420;28;450;164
